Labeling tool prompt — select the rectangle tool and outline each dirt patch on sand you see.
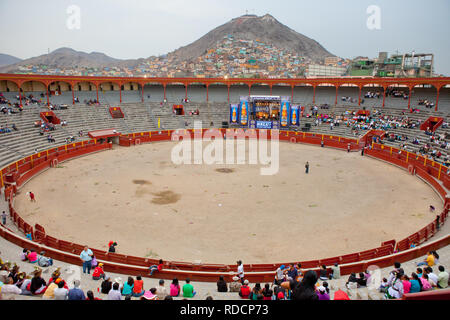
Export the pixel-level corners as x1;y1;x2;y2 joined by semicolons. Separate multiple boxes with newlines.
215;168;235;173
151;190;181;205
133;180;151;185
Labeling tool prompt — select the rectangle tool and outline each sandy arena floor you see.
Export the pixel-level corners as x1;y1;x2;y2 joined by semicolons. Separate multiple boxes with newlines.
14;140;442;264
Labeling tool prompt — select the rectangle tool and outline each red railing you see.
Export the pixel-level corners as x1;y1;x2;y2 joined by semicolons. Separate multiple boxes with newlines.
0;130;449;283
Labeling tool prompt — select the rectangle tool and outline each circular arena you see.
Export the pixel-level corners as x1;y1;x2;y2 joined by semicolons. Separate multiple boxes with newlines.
1;75;450;301
13;139;442;264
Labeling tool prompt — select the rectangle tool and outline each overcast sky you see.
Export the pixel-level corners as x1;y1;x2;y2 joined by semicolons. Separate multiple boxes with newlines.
0;0;449;75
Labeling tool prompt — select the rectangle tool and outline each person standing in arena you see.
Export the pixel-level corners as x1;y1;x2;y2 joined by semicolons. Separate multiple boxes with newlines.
28;191;36;202
237;260;245;284
305;161;309;174
80;246;93;274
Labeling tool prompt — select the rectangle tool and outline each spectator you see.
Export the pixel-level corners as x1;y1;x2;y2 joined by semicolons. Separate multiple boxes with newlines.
27;250;38;264
108;241;117;253
417;251;435;267
236;260;245;284
20;249;28;262
1;211;6;225
79;246;93;274
275;265;286;285
229;276;242;292
319;265;328;281
401;275;411;294
286;263;298;281
356;272;367;287
42;279;58;300
30;269;47;295
239;279;251;299
170;278;181;297
410;273;422;293
92;263;105;280
37;251;53;267
290;270;319;300
132;275;145;298
100;276;112;294
182;278;196;298
141;288;158;300
0;277;21;300
156;279;167;300
424;267;438;287
420;274;432;291
385;271;404;299
346;273;358;289
68;280;85;300
217;275;228;292
261;283;273;301
330;263;341;279
122;277;134;296
249;283;262;300
149;259;163;276
437;266;449;289
86;290;102;300
54;280;69;300
317;284;330;300
333;289;350;300
108;282;122;300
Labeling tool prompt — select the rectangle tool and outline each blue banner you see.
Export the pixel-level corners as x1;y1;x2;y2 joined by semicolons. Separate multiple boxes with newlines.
290;105;300;126
230;104;239;124
239;100;249;126
256;121;273;129
280;101;290;127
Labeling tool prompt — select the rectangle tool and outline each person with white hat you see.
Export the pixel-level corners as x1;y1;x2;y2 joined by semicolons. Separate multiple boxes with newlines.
229;276;242;292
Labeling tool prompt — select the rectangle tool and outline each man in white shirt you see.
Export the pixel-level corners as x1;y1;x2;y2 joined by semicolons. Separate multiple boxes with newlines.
156;279;167;300
237;260;244;284
54;281;69;300
0;277;22;300
108;282;122;300
425;267;438;287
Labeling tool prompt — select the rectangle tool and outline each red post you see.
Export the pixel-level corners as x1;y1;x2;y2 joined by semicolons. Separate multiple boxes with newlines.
119;85;122;103
227;85;230;103
358;86;362;106
335;86;338;105
96;85;99;102
206;85;209;102
435;87;440;112
313;86;316;104
270;85;272;95
19;86;22;107
248;84;251;97
163;84;166;101
71;85;75;104
46;86;50;106
408;87;412;110
141;84;144;103
185;83;188;100
382;87;386;108
291;85;294;102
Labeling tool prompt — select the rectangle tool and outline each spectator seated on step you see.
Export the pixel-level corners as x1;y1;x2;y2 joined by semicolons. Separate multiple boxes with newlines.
37;251;53;267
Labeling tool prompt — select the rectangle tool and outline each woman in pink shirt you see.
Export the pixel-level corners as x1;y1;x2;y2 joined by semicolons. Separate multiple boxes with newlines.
170;278;180;297
27;250;38;263
401;274;411;294
420;274;432;291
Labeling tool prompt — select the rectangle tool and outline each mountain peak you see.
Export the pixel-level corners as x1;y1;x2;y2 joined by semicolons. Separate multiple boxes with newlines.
170;14;334;63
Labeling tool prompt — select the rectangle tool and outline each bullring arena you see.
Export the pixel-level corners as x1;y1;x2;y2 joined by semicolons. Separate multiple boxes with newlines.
13;139;443;264
1;74;450;301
